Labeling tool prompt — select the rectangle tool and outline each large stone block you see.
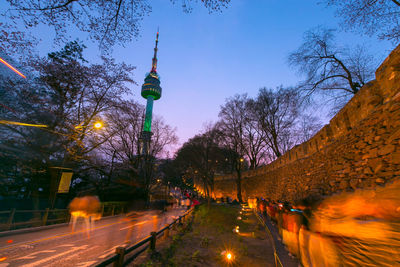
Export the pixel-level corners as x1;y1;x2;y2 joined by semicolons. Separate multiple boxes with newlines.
378;144;395;156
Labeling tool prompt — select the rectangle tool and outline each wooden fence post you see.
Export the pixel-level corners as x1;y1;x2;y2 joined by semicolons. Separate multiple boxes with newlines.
111;205;115;216
42;208;49;226
113;247;126;267
150;232;157;250
7;208;15;230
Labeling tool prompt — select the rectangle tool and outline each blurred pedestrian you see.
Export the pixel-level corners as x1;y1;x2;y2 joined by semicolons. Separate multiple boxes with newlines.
68;195;101;237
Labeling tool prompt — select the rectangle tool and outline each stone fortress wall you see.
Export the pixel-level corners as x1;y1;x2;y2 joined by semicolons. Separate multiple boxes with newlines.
206;44;400;203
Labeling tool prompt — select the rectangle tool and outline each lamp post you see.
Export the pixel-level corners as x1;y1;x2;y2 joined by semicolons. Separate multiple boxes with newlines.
50;120;104;209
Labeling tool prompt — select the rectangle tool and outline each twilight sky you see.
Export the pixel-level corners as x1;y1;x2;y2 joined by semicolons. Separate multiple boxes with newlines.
3;0;395;148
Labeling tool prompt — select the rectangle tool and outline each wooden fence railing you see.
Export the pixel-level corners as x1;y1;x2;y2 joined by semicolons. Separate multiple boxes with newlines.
95;208;195;267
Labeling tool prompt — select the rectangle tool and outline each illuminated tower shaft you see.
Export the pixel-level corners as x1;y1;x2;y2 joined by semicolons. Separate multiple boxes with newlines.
141;31;162;155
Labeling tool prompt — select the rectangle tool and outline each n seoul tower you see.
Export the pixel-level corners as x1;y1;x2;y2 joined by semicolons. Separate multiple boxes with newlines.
141;31;162;155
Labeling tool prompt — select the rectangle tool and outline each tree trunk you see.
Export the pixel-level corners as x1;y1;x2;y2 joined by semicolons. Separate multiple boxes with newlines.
236;169;242;203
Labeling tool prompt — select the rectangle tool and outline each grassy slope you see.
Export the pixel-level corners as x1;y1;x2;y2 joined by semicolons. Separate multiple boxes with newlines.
138;204;274;267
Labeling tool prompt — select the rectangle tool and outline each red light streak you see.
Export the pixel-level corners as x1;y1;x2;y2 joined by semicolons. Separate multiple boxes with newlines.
0;57;26;79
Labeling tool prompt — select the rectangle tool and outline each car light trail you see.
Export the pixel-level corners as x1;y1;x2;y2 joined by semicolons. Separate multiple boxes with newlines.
0;57;26;78
0;120;48;128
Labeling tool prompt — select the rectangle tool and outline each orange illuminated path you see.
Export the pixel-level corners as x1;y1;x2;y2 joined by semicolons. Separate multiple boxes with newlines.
0;208;185;267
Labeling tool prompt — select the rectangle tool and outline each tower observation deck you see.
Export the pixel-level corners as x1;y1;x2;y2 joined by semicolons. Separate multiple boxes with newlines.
141;31;162;155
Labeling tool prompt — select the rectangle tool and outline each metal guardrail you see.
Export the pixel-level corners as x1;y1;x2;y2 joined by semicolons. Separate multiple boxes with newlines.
95;208;195;267
254;210;284;267
0;202;127;232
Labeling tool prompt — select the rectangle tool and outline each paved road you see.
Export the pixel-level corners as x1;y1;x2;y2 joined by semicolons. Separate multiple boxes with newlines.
0;208;186;267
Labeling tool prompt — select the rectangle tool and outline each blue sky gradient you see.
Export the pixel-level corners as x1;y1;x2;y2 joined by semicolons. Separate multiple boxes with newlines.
2;0;395;147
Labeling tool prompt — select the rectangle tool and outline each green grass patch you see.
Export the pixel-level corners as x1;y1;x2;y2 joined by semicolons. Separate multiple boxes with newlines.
138;204;275;266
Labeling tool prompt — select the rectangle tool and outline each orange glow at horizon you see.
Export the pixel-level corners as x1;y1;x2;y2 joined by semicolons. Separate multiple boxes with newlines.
0;57;26;79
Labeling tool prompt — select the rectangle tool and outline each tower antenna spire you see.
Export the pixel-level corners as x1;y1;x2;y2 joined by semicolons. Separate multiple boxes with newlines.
140;29;162;155
151;28;159;72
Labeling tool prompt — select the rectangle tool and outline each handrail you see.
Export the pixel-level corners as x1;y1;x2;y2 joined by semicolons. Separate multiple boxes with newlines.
125;236;152;254
254;210;284;267
95;207;195;267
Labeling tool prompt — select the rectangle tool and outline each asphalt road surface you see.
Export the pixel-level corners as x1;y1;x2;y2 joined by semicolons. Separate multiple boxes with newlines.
0;207;186;266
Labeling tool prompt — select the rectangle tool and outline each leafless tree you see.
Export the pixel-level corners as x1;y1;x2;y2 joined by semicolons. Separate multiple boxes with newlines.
288;27;376;109
218;95;250;202
295;113;323;143
254;87;300;159
244;99;269;168
98;101;178;201
322;0;400;43
97;100;144;183
149;115;179;160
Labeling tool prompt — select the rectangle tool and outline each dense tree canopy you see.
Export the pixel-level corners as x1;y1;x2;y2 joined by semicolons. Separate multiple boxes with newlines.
174;125;235;200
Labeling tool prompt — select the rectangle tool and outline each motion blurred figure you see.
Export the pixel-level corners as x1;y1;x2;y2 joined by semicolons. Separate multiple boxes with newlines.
302;180;400;266
123;210;139;244
68;195;101;237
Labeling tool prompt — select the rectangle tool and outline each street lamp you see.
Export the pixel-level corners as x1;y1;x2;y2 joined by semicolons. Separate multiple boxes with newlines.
221;250;235;262
226;252;232;261
93;121;103;129
51;120;105;208
75;120;104;130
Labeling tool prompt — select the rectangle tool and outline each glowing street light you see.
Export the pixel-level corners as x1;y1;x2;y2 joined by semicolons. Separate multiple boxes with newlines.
221;250;234;262
93;121;103;129
226;252;232;260
75;121;104;130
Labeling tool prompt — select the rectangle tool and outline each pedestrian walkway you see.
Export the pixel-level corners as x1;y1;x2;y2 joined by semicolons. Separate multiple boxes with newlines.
255;211;300;267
